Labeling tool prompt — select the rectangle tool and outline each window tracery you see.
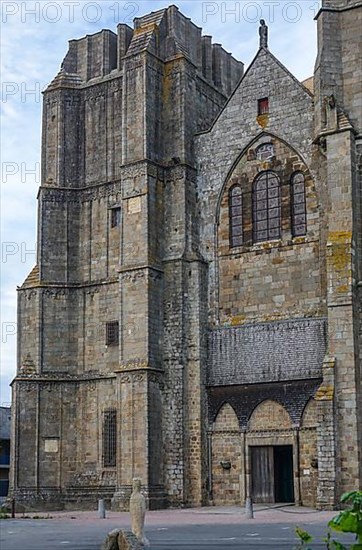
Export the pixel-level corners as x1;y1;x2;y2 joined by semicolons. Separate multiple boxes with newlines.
253;171;281;242
291;172;307;236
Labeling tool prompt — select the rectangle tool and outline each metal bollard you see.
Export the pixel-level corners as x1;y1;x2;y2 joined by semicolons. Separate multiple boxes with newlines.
98;499;106;519
245;497;254;519
11;498;15;519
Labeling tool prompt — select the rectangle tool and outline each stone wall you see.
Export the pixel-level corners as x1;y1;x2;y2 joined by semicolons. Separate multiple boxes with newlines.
299;399;318;507
211;404;241;505
195;47;317;326
12;5;242;509
216;136;323;325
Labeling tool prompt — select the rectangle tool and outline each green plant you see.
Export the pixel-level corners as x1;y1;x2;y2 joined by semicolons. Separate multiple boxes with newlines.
328;491;362;549
0;506;9;519
295;491;362;550
295;526;313;549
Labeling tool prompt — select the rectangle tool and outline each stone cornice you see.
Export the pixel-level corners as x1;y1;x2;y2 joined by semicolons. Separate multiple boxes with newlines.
11;373;116;385
315;2;362;19
18;279;118;292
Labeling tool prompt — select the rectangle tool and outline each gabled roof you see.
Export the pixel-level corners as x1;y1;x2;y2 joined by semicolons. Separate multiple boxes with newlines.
198;46;314;136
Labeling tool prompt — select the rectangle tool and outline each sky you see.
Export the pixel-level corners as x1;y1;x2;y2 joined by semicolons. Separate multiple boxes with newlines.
0;0;321;405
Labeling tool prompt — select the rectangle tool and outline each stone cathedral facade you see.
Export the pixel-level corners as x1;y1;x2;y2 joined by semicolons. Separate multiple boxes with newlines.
10;1;361;510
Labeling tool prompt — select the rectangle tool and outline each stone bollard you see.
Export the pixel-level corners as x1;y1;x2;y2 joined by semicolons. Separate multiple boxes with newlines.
245;497;254;519
130;478;149;546
98;499;106;519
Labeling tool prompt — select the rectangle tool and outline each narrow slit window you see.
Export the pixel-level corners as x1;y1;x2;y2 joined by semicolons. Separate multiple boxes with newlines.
258;97;269;115
291;172;307;237
111;207;121;228
106;321;119;346
103;409;117;467
253;171;281;242
229;185;243;247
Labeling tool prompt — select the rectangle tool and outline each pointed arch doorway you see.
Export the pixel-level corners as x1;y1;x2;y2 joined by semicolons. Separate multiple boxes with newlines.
247;400;296;504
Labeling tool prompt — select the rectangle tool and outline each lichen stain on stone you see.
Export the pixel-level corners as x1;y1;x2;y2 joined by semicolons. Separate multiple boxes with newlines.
230;315;246;326
256;114;269;128
272;257;284;265
336;284;349;294
327;231;352;272
328;231;352;244
133;22;159;37
315;385;334;401
329;244;350;271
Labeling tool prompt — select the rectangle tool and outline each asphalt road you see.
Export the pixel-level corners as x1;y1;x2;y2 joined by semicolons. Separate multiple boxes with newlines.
0;519;355;550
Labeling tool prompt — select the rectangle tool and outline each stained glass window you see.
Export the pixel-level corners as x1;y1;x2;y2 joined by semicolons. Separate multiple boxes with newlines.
291;172;307;237
253;171;281;242
229;185;243;247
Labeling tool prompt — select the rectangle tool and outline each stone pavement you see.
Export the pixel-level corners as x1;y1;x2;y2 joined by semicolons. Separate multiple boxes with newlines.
12;504;338;526
3;505;353;550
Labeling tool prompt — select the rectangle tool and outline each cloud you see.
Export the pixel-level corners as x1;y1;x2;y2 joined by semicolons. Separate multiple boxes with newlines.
0;0;321;403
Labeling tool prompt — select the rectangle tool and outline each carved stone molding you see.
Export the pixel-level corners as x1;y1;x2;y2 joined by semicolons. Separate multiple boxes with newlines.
116;365;164;387
120;270;146;283
41;188;71;203
84;87;106;102
40;182;124;204
118;372;146;384
19;381;38;393
123;185;146;199
22;289;38;300
81;181;122;202
119;266;163;284
108;78;123;93
69;472;100;487
39;382;59;392
100;470;117;486
117;358;148;371
44;93;61;106
63;94;82;107
149;270;163;282
120;162;159;181
85;287;100;297
148;370;164;388
43;288;68;299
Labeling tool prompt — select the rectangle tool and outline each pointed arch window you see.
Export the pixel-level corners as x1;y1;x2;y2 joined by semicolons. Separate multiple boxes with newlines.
253;171;281;242
291;172;307;236
229;185;243;247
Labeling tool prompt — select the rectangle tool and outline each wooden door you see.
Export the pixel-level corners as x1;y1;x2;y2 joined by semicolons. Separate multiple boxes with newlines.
251;446;274;503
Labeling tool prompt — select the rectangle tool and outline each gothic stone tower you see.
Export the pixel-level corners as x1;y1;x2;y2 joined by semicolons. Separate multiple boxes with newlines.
10;6;243;509
10;2;361;511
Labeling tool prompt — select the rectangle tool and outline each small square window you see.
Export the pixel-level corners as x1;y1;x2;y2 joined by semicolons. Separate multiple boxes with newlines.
111;208;121;228
258;97;269;115
106;321;119;346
